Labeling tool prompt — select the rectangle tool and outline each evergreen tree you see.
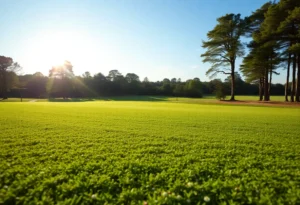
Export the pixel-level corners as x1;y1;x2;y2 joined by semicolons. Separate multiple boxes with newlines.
201;13;245;100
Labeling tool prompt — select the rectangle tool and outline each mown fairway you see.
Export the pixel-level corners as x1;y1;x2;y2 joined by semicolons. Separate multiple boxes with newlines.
0;101;300;204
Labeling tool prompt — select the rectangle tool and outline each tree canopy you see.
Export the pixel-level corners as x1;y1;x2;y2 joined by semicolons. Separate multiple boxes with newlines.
0;56;20;99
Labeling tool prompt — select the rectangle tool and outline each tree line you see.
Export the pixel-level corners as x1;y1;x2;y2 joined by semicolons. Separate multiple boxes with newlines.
0;58;285;100
201;0;300;102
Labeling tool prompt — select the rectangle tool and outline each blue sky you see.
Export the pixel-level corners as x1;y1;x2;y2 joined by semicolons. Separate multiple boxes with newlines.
1;0;283;83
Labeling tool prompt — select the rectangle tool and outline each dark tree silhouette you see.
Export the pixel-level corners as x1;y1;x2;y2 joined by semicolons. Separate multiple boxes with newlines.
47;61;74;99
0;56;20;99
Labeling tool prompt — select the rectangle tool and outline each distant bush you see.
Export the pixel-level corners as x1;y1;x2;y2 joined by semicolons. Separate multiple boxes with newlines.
214;80;226;100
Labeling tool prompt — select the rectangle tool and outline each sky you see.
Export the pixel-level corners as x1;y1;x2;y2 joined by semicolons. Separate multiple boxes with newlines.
0;0;284;83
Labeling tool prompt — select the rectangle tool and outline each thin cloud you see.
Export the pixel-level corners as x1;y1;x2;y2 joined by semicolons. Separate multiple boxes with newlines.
191;65;201;69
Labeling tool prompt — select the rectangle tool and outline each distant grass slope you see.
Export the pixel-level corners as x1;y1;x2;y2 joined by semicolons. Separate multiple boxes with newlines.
1;101;299;204
0;98;48;102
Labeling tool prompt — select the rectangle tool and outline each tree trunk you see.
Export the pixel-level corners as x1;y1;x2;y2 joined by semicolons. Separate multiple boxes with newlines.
259;77;263;101
285;54;291;102
296;54;300;102
262;77;265;101
20;90;23;102
0;71;3;98
230;62;235;101
291;54;296;102
258;80;261;101
2;71;8;99
62;77;67;99
269;69;272;101
264;67;269;101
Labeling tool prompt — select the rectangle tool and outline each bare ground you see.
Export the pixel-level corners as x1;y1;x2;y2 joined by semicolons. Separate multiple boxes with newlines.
216;100;300;107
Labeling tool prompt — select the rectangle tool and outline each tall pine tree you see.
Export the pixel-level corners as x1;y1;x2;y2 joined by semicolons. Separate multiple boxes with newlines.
201;14;245;101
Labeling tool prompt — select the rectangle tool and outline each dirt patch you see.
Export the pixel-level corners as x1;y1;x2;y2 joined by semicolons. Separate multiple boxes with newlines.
216;100;300;107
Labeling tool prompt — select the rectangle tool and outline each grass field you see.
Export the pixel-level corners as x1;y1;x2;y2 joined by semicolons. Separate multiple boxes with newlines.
0;100;300;204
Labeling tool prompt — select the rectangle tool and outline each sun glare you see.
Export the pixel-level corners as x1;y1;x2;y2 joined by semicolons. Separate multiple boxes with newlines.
23;30;95;74
22;29;122;76
34;32;76;66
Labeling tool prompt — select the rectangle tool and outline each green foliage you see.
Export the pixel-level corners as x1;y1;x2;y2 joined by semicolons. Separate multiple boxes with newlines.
244;1;273;36
0;56;21;99
214;80;226;100
5;72;19;91
184;78;203;98
0;101;299;204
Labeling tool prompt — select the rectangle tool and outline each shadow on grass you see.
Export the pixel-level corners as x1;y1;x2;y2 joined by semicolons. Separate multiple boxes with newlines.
48;98;96;102
218;99;245;102
48;96;168;102
99;96;168;101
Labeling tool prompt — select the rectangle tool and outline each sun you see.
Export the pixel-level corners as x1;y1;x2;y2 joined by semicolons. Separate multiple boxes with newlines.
34;32;75;66
22;29;115;76
23;30;89;74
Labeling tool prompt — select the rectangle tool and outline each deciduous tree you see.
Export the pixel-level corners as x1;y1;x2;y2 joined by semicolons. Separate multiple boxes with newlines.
0;56;21;99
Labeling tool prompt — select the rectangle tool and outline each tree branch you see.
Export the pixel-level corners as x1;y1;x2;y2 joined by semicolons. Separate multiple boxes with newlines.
219;54;230;61
216;71;231;75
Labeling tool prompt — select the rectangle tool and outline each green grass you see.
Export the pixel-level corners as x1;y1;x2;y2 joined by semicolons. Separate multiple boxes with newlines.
0;101;300;204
